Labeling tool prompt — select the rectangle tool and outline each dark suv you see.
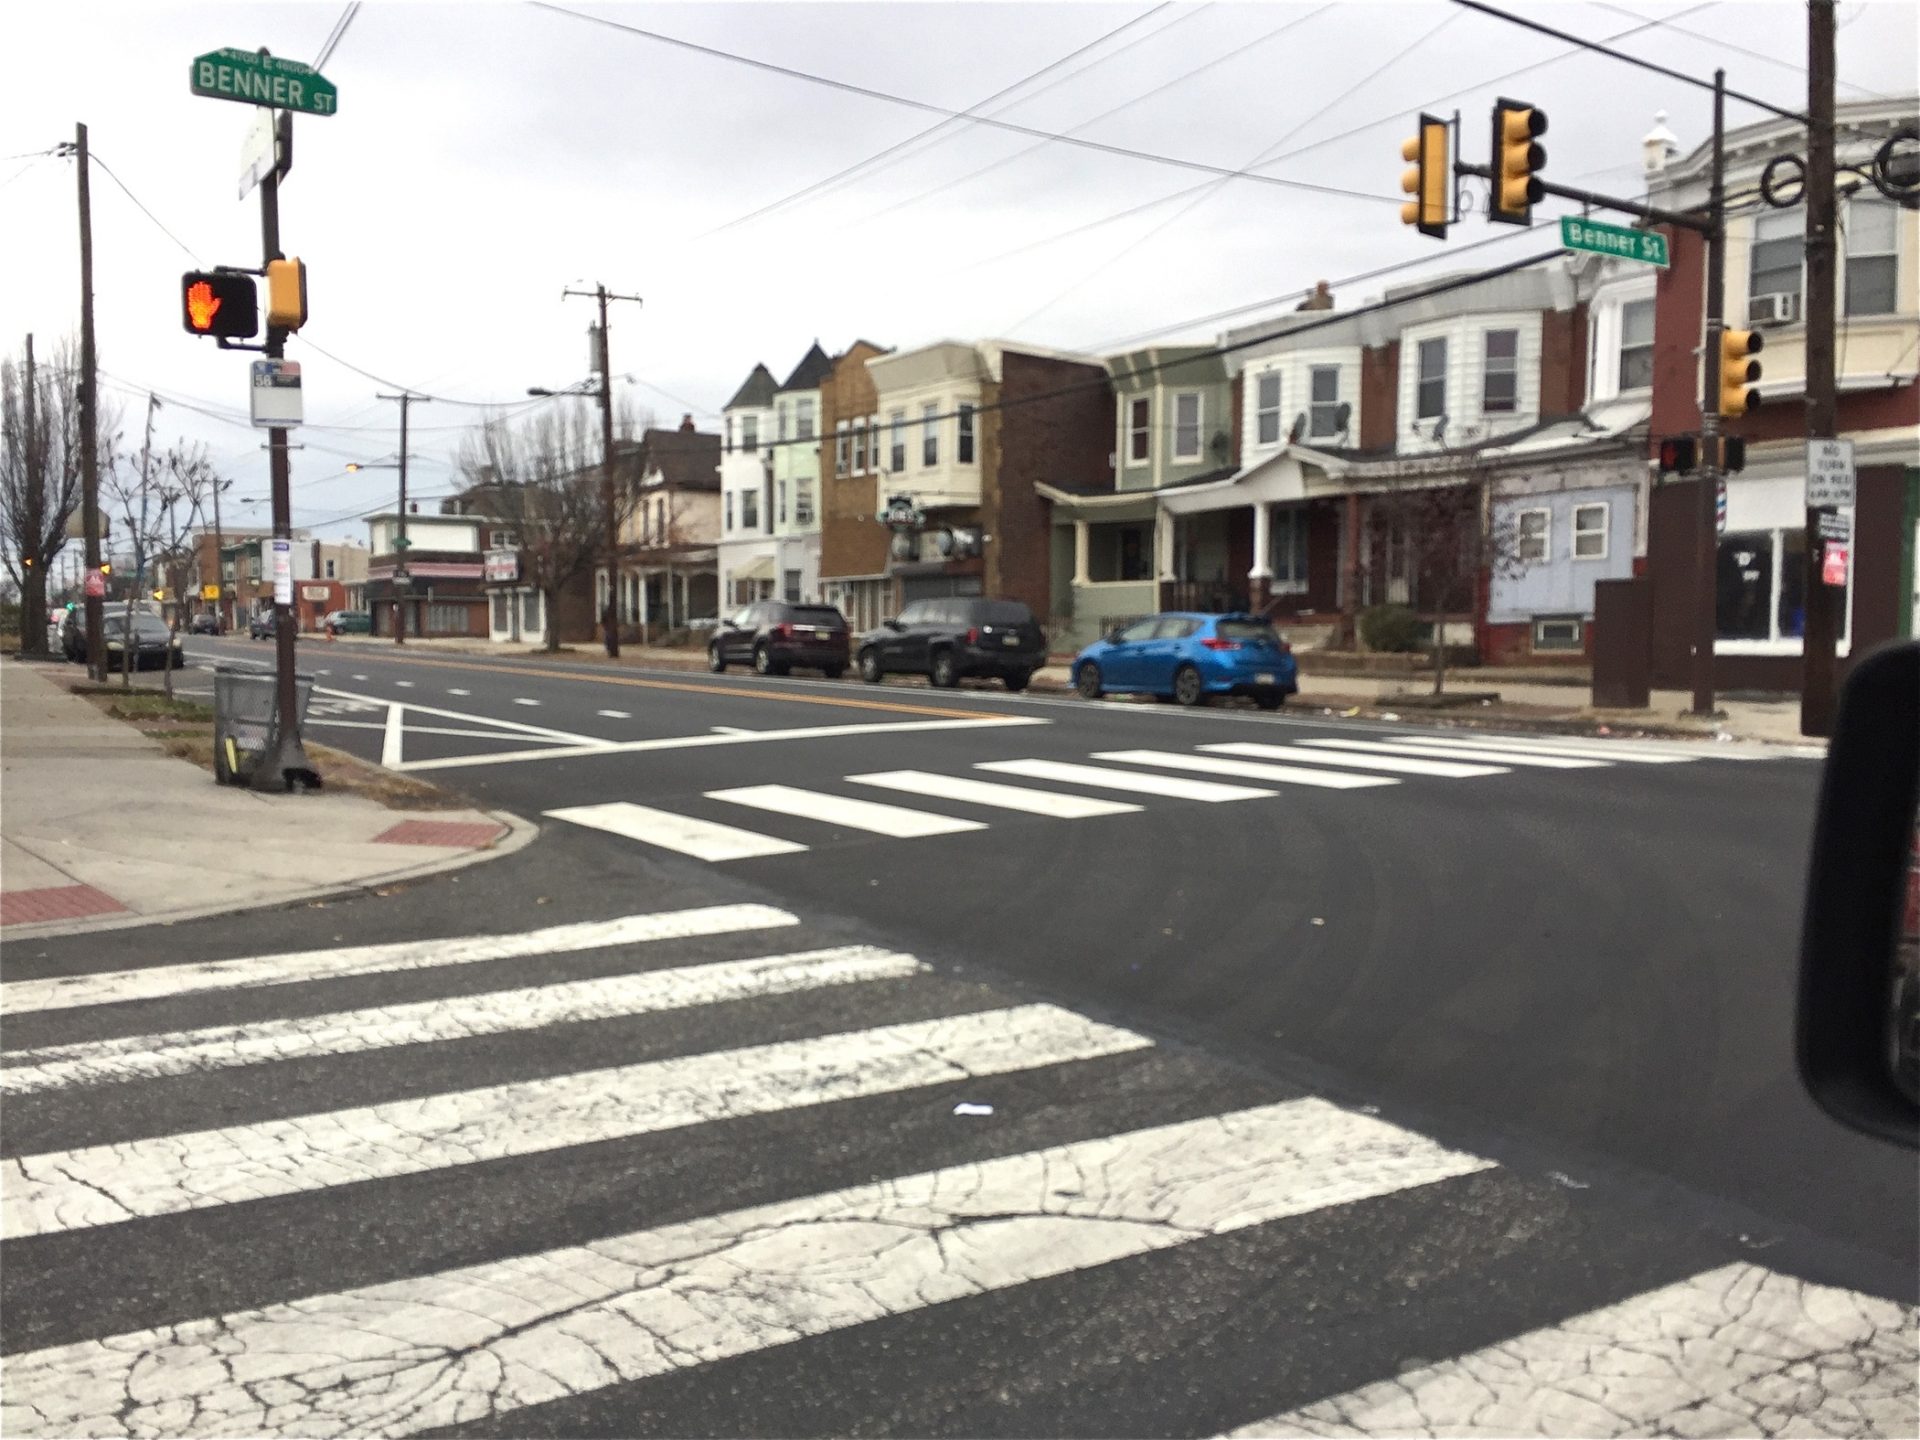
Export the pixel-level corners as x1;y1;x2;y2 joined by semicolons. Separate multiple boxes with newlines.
856;597;1046;691
708;601;850;677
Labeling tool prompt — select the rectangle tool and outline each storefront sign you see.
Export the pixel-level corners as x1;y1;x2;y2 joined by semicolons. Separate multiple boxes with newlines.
881;494;924;529
483;548;520;583
300;583;330;601
200;583;221;601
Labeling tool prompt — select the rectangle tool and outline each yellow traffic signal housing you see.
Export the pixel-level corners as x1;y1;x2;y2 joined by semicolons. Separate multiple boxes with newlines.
1400;114;1450;240
266;257;308;331
1490;98;1547;226
1719;328;1763;417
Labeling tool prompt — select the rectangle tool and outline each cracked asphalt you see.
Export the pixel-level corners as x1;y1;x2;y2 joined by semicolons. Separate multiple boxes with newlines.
1;637;1913;1437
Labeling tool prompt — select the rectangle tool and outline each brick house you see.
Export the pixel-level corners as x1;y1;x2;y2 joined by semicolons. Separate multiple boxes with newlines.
363;509;495;639
818;340;891;630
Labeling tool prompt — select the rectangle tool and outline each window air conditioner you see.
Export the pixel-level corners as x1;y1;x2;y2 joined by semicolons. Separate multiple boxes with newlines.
1748;291;1800;326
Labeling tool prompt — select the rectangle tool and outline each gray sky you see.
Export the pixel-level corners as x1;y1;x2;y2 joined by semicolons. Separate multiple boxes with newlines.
4;0;1914;541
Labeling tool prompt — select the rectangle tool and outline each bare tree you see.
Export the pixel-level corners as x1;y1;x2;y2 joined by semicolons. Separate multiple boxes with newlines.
453;401;644;652
0;336;115;656
151;443;217;698
102;401;213;691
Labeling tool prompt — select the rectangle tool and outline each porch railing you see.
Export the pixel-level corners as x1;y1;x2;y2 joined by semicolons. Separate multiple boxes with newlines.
1160;580;1248;614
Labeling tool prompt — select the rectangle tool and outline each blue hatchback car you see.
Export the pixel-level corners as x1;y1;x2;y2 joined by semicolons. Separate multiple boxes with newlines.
1072;612;1298;709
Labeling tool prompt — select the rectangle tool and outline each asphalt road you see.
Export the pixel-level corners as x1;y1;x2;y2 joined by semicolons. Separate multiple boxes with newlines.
3;634;1912;1438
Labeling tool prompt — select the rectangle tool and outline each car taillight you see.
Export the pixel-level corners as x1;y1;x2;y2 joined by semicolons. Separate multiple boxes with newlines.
1277;638;1293;655
965;627;979;644
771;622;793;639
1201;638;1240;651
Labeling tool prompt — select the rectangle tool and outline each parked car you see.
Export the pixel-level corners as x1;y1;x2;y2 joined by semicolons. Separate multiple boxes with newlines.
709;601;850;677
1071;612;1297;709
101;613;185;671
189;612;220;635
856;597;1047;691
324;609;372;635
248;610;277;640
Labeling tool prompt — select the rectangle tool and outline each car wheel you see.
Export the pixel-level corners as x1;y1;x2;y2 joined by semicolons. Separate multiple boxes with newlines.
1254;691;1286;711
1075;663;1104;700
1003;670;1030;693
707;642;726;673
930;648;959;689
823;665;846;681
1173;663;1206;707
858;648;885;684
753;643;787;676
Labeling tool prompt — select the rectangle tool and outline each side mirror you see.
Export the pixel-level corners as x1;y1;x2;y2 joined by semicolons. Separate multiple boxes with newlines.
1798;640;1919;1150
1105;626;1125;643
884;618;905;631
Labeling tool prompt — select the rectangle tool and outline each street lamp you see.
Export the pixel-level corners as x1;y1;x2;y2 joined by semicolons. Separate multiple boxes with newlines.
344;457;410;645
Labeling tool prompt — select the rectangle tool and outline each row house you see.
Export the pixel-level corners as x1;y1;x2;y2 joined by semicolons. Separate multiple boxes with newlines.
1631;96;1919;691
717;346;834;610
607;418;723;632
364;507;497;639
818;339;892;629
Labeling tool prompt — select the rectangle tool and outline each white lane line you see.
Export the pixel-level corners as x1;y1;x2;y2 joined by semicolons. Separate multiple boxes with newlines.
448;687;471;696
394;715;1048;774
351;673;368;680
712;725;755;735
3;1004;1153;1240
848;770;1142;819
4;1099;1490;1436
708;784;987;839
0;905;798;1015
1297;738;1607;770
1093;749;1398;791
381;703;404;768
0;947;923;1094
315;668;331;675
547;801;807;861
597;709;631;719
1227;1263;1917;1439
308;720;578;742
316;687;599;744
977;757;1274;802
393;680;415;689
1202;741;1509;780
1395;734;1696;764
512;697;541;707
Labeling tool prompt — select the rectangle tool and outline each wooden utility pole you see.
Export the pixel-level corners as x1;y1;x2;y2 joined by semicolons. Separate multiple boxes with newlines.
74;121;105;680
1801;0;1840;737
377;391;428;645
564;283;641;657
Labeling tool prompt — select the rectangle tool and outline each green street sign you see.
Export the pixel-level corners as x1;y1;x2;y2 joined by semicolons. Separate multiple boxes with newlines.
191;49;337;117
1560;216;1668;267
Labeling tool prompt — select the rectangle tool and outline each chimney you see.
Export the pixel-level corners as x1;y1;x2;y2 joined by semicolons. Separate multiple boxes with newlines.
1295;280;1334;312
679;413;696;433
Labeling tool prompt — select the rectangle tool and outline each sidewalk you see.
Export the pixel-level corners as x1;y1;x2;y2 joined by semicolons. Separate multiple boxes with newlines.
314;634;1820;749
0;663;535;939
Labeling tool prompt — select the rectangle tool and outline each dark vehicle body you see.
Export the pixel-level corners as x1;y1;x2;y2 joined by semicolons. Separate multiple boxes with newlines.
857;597;1046;691
709;601;850;677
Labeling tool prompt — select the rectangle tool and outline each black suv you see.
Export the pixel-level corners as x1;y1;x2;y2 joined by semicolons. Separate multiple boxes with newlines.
708;601;851;677
856;597;1046;691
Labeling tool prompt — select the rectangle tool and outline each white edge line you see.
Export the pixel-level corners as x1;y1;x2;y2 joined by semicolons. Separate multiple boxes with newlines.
381;702;404;768
315;686;602;745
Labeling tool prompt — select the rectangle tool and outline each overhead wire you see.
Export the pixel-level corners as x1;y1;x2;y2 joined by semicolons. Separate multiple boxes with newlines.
698;1;1185;239
87;153;203;264
1585;0;1894;100
528;2;1401;208
313;1;361;69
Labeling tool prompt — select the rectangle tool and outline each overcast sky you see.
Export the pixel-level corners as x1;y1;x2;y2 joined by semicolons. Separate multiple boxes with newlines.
3;0;1914;542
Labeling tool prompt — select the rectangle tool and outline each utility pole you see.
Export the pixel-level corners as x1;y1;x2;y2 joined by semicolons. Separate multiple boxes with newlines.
210;477;226;632
1690;70;1729;718
74;121;105;681
122;392;160;687
1801;0;1839;737
376;391;429;645
563;283;641;657
255;100;316;790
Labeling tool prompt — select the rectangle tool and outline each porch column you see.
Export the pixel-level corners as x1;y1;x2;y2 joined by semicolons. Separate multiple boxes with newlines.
1341;492;1362;646
1248;502;1273;610
1073;519;1090;585
1155;508;1176;581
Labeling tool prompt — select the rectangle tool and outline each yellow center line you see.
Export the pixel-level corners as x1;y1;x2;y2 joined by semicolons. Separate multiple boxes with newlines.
342;652;994;722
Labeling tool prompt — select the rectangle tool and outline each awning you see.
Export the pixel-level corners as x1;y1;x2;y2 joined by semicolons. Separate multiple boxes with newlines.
729;555;775;582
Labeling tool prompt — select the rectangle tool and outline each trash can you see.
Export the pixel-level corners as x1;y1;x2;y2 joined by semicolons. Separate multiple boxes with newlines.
213;665;315;785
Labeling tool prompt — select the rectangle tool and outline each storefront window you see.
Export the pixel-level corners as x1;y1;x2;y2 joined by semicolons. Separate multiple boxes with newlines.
1716;531;1774;640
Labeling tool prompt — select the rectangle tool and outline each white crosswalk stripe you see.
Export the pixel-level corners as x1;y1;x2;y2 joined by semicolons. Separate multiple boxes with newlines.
1092;749;1397;791
1394;733;1697;764
847;769;1142;818
546;801;809;860
708;784;988;838
2;905;1907;1438
1297;738;1608;769
977;757;1274;801
1201;741;1510;779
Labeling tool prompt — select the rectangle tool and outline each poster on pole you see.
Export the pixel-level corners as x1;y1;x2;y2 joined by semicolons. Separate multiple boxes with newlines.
250;360;304;428
272;539;293;605
1822;542;1849;588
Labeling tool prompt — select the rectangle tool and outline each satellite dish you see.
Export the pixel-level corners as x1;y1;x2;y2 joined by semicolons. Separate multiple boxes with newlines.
932;529;955;557
1334;402;1352;436
1288;413;1307;446
889;531;915;561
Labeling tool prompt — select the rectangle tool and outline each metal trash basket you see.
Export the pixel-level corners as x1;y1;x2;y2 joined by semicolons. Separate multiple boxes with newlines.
213;665;315;785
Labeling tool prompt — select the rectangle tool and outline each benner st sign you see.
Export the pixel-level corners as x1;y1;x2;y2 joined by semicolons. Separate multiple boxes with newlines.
190;49;338;117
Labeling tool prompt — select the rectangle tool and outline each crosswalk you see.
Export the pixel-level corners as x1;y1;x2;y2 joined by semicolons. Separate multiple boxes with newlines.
544;730;1735;866
2;900;1910;1437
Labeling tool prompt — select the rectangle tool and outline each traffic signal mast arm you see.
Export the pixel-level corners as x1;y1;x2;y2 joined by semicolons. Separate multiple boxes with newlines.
1453;154;1715;235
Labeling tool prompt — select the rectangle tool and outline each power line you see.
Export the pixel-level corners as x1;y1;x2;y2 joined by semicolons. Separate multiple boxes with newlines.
951;2;1719;280
1003;8;1461;335
529;2;1401;208
855;4;1331;231
1586;1;1892;100
87;153;202;263
699;1;1184;239
313;1;361;69
1448;0;1808;124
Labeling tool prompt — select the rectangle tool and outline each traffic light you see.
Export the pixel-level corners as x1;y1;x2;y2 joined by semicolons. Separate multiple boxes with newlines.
1721;435;1747;473
1718;328;1763;417
1657;436;1697;474
1400;113;1450;239
266;257;308;331
181;271;259;339
1489;98;1547;226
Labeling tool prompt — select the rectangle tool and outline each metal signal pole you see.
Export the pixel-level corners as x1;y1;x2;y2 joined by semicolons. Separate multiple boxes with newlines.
1800;0;1840;737
1690;70;1728;718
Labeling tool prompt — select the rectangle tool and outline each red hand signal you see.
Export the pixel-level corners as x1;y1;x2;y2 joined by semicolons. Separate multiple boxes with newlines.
185;280;222;331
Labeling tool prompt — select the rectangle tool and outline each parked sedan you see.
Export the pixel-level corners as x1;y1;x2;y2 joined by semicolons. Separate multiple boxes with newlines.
248;610;277;640
856;597;1047;691
102;614;185;671
1072;612;1297;709
324;609;373;635
189;612;221;635
708;601;850;677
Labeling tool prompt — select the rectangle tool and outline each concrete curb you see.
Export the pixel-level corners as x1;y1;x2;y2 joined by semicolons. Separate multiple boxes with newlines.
1;808;541;943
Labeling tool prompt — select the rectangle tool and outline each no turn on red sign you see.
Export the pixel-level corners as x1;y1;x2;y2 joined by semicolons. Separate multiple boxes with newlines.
1806;438;1856;508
